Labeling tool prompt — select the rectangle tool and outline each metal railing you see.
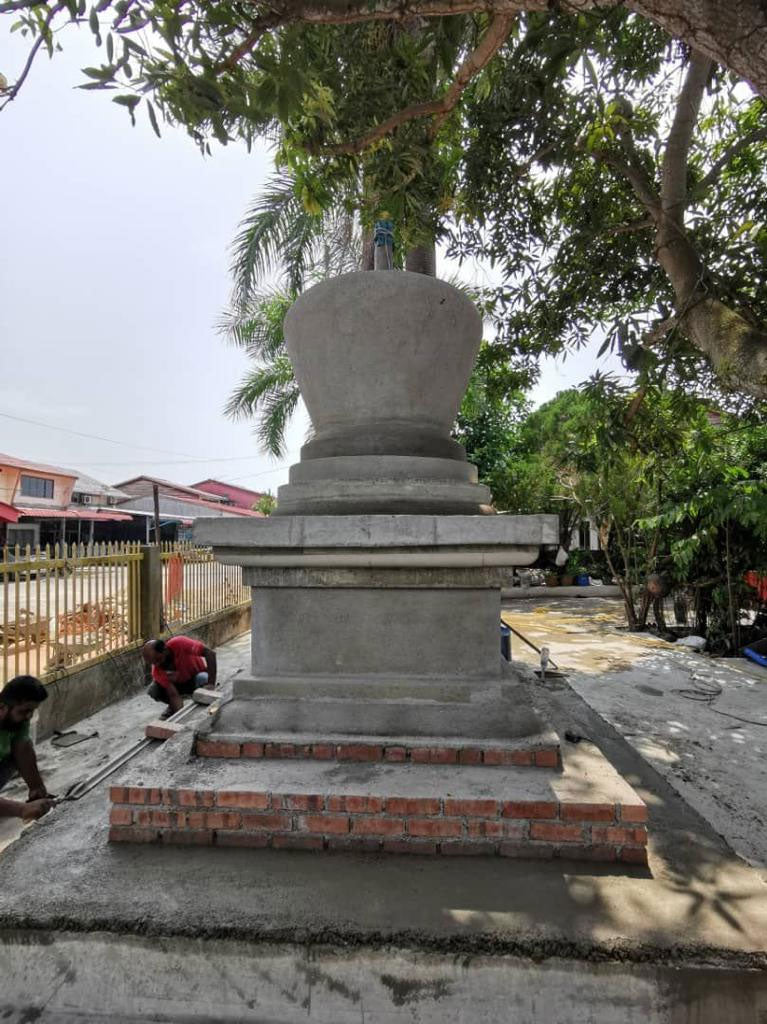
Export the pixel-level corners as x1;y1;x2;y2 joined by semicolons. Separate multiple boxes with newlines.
160;542;249;628
0;542;143;685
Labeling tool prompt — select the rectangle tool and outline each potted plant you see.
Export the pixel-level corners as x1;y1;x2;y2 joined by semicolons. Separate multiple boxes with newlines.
544;570;560;587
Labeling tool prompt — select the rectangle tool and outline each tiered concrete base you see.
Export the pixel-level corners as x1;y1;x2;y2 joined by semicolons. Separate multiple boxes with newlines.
109;736;647;863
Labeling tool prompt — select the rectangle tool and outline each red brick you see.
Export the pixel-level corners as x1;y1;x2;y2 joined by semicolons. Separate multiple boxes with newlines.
150;810;172;828
336;744;383;762
264;742;296;759
205;812;242;830
468;820;525;840
127;787;148;805
241;812;292;832
109;827;158;844
593;826;648;846
327;836;382;852
619;846;649;865
197;791;216;807
145;720;185;741
384;746;407;762
502;801;558;820
620;804;649;823
408;818;462;838
216;791;270;810
109;786;128;803
534;749;559;768
327;795;384;814
311;744;335;760
510;751;534;766
385;797;441;816
483;749;516;766
197;740;241;758
440;841;496;856
241;742;265;758
185;811;207;829
272;834;324;850
284;794;325;812
146;789;163;805
109;807;133;826
458;748;482;765
161;788;177;805
351;816;403;836
172;811;188;828
383;839;438;855
136;810;153;826
500;842;554;860
444;799;499;818
561;844;617;863
561;803;616;823
530;822;583;843
160;829;214;845
299;814;349;835
215;832;270;848
408;745;457;764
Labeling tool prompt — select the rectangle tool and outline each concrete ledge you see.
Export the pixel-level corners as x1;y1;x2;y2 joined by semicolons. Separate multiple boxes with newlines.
195;514;560;551
502;585;622;600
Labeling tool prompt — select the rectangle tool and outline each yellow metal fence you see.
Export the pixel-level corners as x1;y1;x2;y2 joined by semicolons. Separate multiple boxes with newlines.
160;542;250;627
0;542;143;686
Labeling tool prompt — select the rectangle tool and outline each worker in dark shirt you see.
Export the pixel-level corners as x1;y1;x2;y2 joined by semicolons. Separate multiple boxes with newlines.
0;676;53;821
142;636;217;719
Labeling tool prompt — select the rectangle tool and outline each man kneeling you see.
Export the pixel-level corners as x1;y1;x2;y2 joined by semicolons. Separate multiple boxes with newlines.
0;676;53;821
143;636;217;719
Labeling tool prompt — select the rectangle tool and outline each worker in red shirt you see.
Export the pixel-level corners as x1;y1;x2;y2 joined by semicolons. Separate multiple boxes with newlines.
142;636;217;719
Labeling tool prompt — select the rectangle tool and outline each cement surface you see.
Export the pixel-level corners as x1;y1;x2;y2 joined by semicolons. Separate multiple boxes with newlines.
202;689;554;744
1;638;766;967
2;932;766;1023
503;597;767;867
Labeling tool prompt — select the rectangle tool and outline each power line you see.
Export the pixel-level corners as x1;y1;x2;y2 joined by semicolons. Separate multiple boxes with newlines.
0;409;201;459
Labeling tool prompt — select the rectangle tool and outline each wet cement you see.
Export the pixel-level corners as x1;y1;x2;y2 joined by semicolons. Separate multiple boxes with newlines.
0;657;765;969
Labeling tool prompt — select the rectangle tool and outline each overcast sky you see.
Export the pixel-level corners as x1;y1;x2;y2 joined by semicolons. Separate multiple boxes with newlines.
1;25;622;494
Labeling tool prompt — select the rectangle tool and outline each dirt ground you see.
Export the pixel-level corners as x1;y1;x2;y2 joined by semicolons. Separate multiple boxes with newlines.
503;596;767;868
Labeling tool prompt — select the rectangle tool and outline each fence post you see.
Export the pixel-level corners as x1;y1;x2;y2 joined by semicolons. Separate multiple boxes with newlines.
139;545;162;641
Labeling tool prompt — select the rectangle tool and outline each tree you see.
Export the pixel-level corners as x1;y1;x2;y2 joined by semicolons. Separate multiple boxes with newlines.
253;492;277;515
451;10;767;403
3;1;767;112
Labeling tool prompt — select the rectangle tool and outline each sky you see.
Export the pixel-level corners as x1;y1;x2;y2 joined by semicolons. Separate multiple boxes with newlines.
1;24;623;495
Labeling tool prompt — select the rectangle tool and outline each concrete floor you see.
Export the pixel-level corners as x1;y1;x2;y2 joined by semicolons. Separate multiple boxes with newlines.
503;597;767;866
1;617;767;1021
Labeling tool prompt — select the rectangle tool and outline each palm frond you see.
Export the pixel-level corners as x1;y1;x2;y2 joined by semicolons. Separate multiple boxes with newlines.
225;354;299;457
217;287;293;360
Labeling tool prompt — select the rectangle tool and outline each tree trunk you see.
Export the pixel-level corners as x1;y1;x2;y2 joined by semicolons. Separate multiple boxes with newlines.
405;243;436;276
361;230;375;271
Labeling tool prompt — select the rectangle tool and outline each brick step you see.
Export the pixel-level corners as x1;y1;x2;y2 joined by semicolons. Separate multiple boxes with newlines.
194;733;560;767
108;752;648;865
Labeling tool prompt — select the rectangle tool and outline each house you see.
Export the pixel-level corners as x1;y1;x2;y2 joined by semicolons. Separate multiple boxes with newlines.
0;453;134;550
190;479;266;510
114;474;263;542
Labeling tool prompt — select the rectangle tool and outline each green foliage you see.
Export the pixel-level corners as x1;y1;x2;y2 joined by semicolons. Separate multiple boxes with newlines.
451;8;767;398
253;492;277;515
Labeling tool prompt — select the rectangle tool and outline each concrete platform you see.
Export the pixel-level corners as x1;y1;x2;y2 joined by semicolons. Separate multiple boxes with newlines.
1;651;766;1021
108;719;645;863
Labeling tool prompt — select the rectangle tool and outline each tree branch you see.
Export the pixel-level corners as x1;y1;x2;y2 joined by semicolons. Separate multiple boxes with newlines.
661;53;713;219
0;2;63;112
689;125;767;202
313;13;514;156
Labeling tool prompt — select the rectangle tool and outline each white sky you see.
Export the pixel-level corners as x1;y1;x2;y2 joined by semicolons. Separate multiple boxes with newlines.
1;25;622;494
